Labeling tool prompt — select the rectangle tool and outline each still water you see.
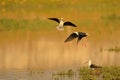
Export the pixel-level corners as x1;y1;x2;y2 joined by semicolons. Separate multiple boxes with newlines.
0;31;120;70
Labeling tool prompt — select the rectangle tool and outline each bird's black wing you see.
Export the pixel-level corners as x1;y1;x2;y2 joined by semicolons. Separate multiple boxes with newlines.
90;64;102;68
48;18;60;23
64;33;78;42
64;21;77;27
77;36;84;44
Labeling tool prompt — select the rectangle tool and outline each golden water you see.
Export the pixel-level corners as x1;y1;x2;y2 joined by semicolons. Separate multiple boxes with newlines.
0;30;119;70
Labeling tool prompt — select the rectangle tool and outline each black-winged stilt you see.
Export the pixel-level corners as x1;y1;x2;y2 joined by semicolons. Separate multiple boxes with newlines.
64;32;88;44
86;60;102;70
48;18;77;31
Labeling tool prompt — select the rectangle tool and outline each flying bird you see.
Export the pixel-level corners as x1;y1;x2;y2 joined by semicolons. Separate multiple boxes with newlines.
48;18;77;31
64;32;88;44
86;59;102;70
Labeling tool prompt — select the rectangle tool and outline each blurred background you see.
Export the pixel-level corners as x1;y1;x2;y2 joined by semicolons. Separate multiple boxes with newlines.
0;0;120;70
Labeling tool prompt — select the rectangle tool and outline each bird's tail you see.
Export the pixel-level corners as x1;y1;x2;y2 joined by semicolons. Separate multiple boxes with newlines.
56;26;64;31
97;66;102;68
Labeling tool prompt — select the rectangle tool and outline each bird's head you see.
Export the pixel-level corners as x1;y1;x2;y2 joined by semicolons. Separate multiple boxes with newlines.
60;18;63;20
84;59;91;67
83;33;88;37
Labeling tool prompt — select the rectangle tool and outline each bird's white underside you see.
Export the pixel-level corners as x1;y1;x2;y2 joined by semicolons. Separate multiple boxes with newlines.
88;59;92;67
59;20;64;26
56;26;64;31
56;20;64;31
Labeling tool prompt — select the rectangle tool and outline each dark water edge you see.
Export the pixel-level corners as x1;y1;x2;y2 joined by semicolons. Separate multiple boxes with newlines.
0;67;120;80
0;69;76;80
0;70;97;80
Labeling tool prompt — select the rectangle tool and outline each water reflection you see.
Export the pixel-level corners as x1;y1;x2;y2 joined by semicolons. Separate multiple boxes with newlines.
0;31;119;70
